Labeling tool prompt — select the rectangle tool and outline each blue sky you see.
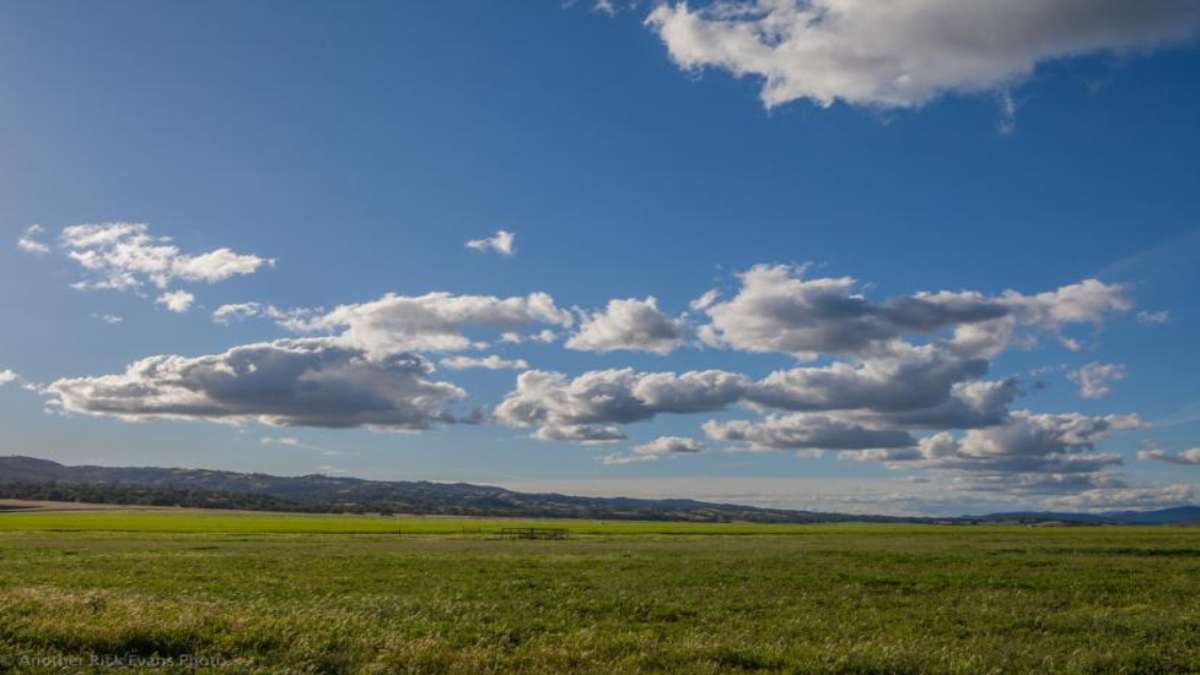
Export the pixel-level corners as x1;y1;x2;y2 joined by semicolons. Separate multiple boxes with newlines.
2;1;1199;515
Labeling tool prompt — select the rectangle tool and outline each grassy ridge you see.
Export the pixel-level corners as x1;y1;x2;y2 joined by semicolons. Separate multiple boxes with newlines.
1;513;1198;672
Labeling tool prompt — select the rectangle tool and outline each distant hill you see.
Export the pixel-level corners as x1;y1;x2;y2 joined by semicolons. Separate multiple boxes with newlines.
2;456;1197;525
980;506;1200;526
0;456;900;523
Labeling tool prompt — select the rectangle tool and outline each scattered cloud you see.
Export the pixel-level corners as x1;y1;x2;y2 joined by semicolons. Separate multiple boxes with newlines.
466;229;516;256
1138;447;1200;465
635;435;704;456
156;290;195;314
599;451;658;465
1044;483;1195;511
60;223;273;291
16;224;49;254
0;369;19;386
1137;310;1171;325
566;297;686;355
440;355;531;371
646;0;1200;113
93;314;124;325
211;302;315;328
1067;362;1126;399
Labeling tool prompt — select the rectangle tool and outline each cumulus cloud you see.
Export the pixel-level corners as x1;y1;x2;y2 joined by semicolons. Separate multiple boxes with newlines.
1138;448;1200;465
599;435;705;465
287;291;573;358
704;414;914;451
646;0;1200;111
877;411;1146;476
156;290;195;314
16;224;49;254
1067;362;1126;399
60;223;273;292
566;297;686;355
635;435;704;456
699;265;1008;358
45;338;466;431
466;229;516;256
495;344;1019;445
440;355;531;371
699;265;1131;359
0;369;19;386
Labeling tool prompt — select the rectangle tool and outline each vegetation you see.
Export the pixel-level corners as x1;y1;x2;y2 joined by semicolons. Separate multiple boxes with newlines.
1;511;1198;673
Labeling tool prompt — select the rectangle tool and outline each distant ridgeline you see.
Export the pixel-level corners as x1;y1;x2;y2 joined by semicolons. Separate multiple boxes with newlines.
1;456;1198;525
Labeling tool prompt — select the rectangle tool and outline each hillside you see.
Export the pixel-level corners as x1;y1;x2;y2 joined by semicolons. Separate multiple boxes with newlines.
2;456;1197;524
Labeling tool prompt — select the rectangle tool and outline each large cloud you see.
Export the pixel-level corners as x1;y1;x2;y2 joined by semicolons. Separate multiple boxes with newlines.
565;297;686;355
872;411;1146;475
699;265;1131;358
494;344;1008;442
646;0;1200;110
290;291;574;358
46;339;466;431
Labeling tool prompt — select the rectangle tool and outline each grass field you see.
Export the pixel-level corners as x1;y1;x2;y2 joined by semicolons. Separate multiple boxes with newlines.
1;511;1198;673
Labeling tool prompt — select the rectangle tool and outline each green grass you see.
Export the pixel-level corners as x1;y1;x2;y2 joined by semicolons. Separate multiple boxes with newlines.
1;512;1198;673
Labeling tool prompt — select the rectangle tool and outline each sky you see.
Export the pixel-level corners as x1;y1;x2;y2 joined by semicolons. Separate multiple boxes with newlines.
2;0;1199;516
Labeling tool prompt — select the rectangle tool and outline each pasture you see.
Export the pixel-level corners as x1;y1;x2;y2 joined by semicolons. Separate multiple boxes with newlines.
0;510;1198;673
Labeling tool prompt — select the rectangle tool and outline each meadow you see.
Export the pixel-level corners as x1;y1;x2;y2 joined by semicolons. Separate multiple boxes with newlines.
1;511;1198;673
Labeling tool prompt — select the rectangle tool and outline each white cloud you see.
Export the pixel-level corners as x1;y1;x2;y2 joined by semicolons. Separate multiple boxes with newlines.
599;451;657;465
495;343;1016;445
16;224;49;254
1138;448;1200;465
93;314;124;325
881;411;1146;477
646;0;1200;111
699;264;1007;358
212;303;264;323
440;355;530;371
635;435;704;456
566;297;686;355
156;290;195;314
598;435;705;465
1044;483;1195;511
698;265;1131;359
211;302;316;329
260;436;302;447
466;229;516;256
290;291;573;358
1067;362;1126;399
1137;310;1170;325
60;223;273;291
0;369;19;386
689;289;720;311
703;414;914;451
45;338;467;431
